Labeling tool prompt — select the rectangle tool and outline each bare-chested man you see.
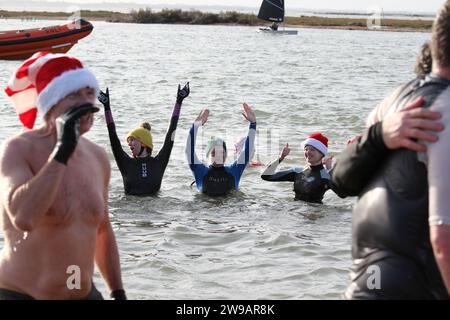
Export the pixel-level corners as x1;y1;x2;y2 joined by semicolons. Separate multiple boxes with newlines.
0;52;125;300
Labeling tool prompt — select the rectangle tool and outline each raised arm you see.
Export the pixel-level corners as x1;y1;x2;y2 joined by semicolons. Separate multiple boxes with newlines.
0;140;64;232
261;144;298;182
226;103;257;189
98;88;129;171
157;82;190;168
185;109;209;189
232;103;257;165
185;109;208;170
0;105;96;231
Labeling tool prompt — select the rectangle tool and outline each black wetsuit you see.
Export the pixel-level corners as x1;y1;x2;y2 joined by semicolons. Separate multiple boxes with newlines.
261;159;332;203
202;166;235;197
332;74;450;299
105;103;181;196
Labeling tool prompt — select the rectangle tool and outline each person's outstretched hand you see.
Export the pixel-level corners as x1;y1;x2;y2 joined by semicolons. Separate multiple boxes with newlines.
98;88;110;111
279;143;290;162
195;109;209;126
382;96;444;152
242;102;256;123
177;82;190;103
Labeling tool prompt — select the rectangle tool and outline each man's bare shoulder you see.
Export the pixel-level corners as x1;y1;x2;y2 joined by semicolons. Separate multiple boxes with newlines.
80;137;109;166
0;131;40;182
0;131;35;161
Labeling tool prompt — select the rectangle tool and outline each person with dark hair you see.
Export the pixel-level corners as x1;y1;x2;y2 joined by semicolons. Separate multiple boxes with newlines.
415;41;432;77
185;103;256;197
98;83;189;196
261;133;335;203
332;1;450;299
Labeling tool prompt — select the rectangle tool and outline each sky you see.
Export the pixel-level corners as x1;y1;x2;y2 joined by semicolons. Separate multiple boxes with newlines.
2;0;447;14
43;0;446;13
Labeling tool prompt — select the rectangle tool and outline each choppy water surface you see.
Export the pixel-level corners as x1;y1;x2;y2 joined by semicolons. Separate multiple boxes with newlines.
0;19;429;299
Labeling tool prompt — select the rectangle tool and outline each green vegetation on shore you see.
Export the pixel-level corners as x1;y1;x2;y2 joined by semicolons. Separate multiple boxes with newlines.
130;9;259;25
0;9;433;31
287;15;433;30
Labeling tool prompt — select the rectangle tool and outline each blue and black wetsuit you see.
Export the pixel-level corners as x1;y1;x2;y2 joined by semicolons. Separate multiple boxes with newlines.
185;122;256;196
261;159;332;203
104;102;182;196
332;74;450;299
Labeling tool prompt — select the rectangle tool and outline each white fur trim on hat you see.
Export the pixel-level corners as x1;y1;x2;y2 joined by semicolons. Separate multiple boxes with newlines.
302;138;328;156
36;68;99;116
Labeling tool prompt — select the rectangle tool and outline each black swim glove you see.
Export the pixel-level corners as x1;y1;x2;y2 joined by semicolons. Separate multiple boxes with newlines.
53;103;99;165
177;82;190;103
110;289;127;300
98;88;110;111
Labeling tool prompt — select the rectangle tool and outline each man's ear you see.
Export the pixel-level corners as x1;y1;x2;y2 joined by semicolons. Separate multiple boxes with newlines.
44;106;56;122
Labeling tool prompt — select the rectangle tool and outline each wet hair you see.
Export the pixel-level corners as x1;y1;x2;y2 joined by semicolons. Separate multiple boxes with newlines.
414;41;432;76
431;1;450;68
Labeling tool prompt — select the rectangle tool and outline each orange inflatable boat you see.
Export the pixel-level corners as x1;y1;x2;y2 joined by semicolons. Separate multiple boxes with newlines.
0;19;93;60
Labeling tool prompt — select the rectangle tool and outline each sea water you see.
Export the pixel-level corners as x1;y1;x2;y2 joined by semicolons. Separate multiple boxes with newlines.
0;20;429;299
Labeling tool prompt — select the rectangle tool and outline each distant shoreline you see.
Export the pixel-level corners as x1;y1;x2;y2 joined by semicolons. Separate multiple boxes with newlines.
0;9;433;33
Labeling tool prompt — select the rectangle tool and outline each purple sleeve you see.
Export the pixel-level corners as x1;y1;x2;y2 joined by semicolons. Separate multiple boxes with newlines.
105;109;114;125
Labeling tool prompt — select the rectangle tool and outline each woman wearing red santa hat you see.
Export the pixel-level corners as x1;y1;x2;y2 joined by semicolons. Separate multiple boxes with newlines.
261;132;337;203
0;52;125;300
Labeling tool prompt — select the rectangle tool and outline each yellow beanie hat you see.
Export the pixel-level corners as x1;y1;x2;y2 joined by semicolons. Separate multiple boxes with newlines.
127;125;153;149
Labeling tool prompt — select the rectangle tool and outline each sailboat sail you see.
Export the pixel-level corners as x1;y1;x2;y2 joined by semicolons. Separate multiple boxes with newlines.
257;0;285;23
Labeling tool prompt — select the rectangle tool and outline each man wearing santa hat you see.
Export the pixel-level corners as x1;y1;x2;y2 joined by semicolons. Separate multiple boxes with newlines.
0;52;125;300
261;132;335;203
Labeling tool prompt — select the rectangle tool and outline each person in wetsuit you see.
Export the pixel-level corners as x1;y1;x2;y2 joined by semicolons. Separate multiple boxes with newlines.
98;83;190;196
261;132;334;203
331;2;450;299
185;103;257;197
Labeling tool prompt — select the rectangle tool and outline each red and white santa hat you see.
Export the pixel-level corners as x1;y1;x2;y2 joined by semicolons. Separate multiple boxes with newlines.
4;52;99;129
301;132;328;156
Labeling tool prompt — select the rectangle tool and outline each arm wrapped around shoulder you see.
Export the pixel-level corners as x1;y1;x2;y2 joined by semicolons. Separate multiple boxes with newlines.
331;122;388;197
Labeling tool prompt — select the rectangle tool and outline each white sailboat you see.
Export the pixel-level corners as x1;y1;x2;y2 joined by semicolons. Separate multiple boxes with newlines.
257;0;298;35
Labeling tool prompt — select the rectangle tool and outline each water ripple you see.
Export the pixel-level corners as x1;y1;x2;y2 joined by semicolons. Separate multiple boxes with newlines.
0;20;428;300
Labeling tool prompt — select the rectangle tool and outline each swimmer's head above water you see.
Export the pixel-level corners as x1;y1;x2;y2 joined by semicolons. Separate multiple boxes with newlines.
206;137;227;166
301;132;328;166
127;122;153;158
